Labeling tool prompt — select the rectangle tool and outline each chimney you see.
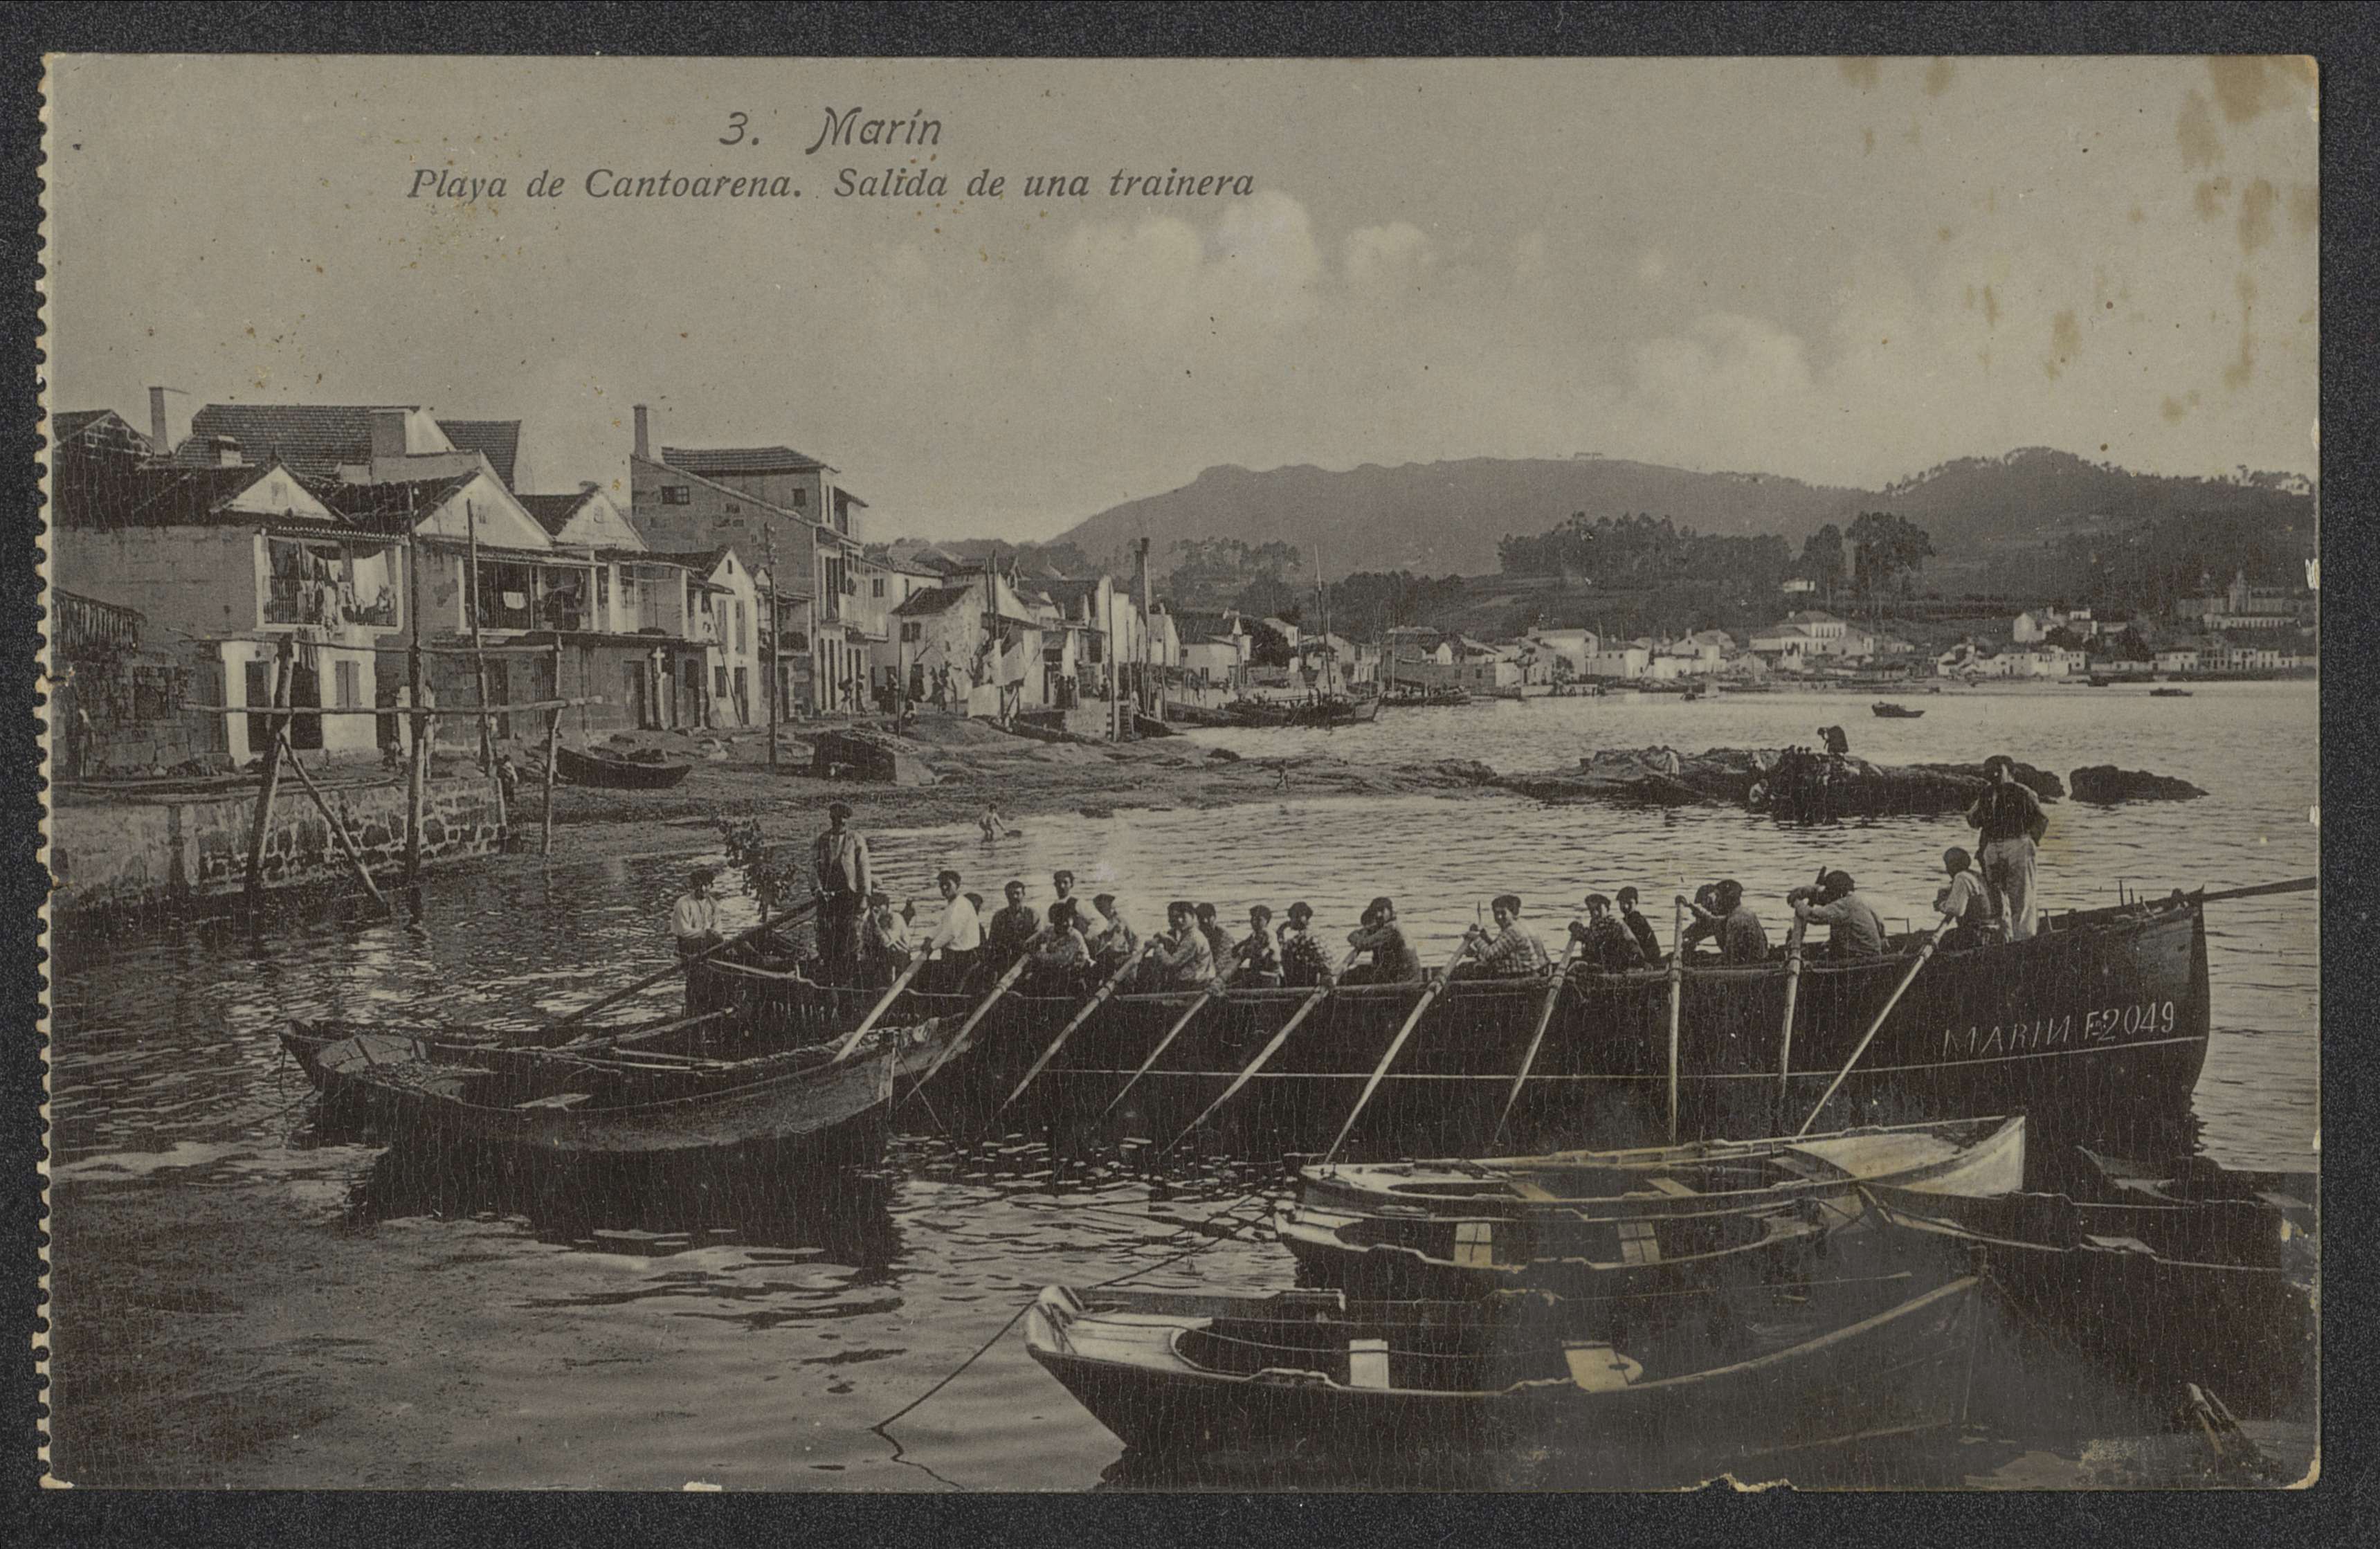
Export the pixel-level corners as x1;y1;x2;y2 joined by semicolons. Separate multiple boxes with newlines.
147;386;170;455
211;435;243;468
633;404;650;462
367;407;410;460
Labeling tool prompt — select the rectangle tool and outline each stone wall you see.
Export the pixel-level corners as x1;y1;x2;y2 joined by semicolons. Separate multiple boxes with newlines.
50;774;505;919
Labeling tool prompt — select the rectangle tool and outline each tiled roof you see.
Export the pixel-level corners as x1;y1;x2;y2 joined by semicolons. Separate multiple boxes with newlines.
661;444;826;475
319;473;482;534
893;586;976;618
180;404;521;484
53;459;338;530
51;410;157;466
438;419;521;487
517;489;600;538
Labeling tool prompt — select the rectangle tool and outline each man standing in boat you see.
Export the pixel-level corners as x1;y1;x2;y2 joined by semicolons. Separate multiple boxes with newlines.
1569;894;1647;972
1143;900;1220;988
920;869;983;990
1788;869;1887;959
1678;880;1769;964
1278;901;1336;988
1616;887;1666;964
986;878;1041;972
1457;894;1552;979
1967;754;2049;941
1087;892;1139;973
672;867;724;961
812;802;873;983
1344;896;1423;984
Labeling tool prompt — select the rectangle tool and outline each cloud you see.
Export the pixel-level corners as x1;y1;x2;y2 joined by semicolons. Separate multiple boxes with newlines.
1053;188;1324;348
1344;221;1433;296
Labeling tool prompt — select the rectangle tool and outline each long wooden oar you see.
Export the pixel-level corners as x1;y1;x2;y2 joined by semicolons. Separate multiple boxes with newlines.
2200;876;2316;904
1161;950;1361;1152
1773;915;1810;1132
1102;984;1222;1118
1491;937;1583;1145
1795;911;1956;1136
1665;897;1687;1143
998;943;1152;1112
911;952;1032;1091
831;952;931;1064
548;899;815;1031
1320;936;1476;1167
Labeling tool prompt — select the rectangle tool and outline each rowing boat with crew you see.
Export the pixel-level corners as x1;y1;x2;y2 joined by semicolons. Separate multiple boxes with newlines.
690;889;2222;1156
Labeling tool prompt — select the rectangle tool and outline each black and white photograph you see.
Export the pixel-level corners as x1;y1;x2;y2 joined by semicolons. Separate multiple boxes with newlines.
37;53;2319;1492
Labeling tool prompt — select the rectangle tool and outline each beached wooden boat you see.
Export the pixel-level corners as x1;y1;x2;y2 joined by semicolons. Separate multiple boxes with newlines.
2150;687;2195;698
1223;695;1381;729
277;1013;951;1158
554;743;693;790
1025;1274;1981;1472
1381;685;1473;707
1161;698;1239;728
1278;1116;2021;1301
1863;1186;2314;1411
1870;702;1925;718
691;892;2210;1156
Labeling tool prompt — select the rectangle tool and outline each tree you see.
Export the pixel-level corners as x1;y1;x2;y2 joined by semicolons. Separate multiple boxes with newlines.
1244;618;1296;668
1847;511;1935;599
1801;524;1845;602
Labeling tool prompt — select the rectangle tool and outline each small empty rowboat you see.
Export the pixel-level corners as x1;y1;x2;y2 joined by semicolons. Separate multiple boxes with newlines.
278;1013;956;1159
1870;702;1925;718
1280;1115;2021;1301
1025;1275;1982;1474
554;744;693;790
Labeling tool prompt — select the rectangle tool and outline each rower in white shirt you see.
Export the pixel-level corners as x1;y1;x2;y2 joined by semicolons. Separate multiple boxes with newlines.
921;868;985;990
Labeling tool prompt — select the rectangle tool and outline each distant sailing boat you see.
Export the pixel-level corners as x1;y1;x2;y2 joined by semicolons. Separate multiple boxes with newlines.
1224;545;1379;728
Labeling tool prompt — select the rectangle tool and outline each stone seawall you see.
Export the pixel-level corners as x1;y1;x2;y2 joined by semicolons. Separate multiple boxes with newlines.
50;775;505;918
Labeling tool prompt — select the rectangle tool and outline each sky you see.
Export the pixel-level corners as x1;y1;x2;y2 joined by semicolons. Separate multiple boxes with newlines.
46;55;2318;544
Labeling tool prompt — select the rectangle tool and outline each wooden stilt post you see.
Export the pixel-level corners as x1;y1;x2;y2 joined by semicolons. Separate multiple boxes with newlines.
465;499;506;835
280;730;389;909
403;518;427;885
542;637;563;857
1666;897;1687;1143
242;635;295;909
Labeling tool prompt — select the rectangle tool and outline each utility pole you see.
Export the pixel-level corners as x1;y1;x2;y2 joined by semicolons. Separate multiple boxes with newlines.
763;525;780;770
1135;535;1154;718
403;493;426;885
464;498;505;833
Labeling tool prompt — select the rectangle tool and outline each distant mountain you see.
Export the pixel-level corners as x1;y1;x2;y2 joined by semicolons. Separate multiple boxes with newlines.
1051;448;2313;581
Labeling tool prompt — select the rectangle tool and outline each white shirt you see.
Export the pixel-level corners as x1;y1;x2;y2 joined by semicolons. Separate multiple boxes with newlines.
671;892;720;942
926;892;984;952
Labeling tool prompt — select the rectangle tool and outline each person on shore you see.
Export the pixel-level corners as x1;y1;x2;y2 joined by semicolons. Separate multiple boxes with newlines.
1024;900;1094;994
1570;894;1647;973
671;867;724;961
1278;901;1337;989
812;802;872;983
920;869;983;990
985;879;1041;972
1458;894;1551;979
1195;903;1236;968
1087;893;1140;973
1680;880;1770;965
857;891;916;988
1230;905;1284;988
1933;847;1995;952
1967;754;2049;941
1821;725;1851;757
1345;896;1424;985
1789;869;1887;960
1616;887;1665;965
1143;900;1220;990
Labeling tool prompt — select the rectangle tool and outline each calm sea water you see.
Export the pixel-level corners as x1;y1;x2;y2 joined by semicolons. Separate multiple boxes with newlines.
46;681;2318;1489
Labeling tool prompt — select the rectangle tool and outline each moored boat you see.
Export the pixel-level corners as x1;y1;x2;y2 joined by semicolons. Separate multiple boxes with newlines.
691;892;2212;1156
277;1012;955;1159
1024;1274;1982;1473
1223;695;1381;729
1278;1116;2021;1301
1871;702;1925;718
554;743;693;790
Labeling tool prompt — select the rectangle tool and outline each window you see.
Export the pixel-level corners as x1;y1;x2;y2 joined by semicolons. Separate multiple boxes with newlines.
716;666;729;699
735;601;748;653
334;659;361;708
900;621;922;643
872;577;886;599
264;537;397;628
790;489;806;508
725;502;741;514
660;485;691;505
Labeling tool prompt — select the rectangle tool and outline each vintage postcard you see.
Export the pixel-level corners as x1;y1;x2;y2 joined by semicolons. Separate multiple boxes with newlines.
38;54;2317;1491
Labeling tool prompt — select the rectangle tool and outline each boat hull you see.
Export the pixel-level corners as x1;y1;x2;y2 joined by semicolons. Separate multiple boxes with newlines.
696;896;2209;1157
554;745;693;790
1025;1277;1981;1474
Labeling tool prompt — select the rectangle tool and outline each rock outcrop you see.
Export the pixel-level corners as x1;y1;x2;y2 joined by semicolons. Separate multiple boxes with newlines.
2069;766;2208;803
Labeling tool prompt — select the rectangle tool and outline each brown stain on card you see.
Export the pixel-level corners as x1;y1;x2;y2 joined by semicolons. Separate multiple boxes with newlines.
2044;311;2082;381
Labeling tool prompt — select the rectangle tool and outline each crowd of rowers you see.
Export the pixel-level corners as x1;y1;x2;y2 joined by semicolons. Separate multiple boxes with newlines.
671;756;2053;997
